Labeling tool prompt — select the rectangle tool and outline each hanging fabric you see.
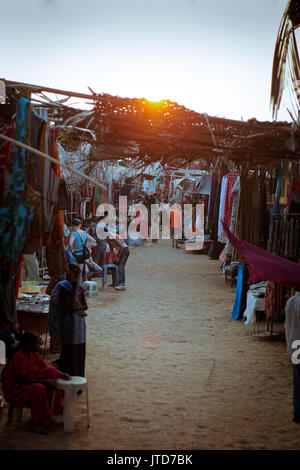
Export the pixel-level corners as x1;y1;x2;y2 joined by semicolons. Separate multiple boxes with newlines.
269;166;284;236
0;123;14;206
23;110;45;254
57;179;71;210
41;124;59;233
0;97;34;265
224;176;240;258
218;173;239;244
217;175;228;241
231;263;245;320
222;221;300;289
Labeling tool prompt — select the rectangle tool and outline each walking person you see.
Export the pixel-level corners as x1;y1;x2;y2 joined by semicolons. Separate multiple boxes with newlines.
170;204;182;249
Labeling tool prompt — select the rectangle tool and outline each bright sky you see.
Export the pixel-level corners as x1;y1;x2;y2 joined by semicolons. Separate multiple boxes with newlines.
1;0;293;122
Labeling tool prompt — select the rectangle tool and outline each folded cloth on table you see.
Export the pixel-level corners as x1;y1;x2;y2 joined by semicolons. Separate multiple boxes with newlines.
248;282;267;298
250;288;266;298
249;281;268;290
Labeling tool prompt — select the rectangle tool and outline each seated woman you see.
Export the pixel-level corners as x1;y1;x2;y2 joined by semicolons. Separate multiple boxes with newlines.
1;331;70;434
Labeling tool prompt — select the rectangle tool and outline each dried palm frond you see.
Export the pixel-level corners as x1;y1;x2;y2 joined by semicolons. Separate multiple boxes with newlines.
271;0;300;120
56;125;96;140
39;92;70;105
63;109;93;126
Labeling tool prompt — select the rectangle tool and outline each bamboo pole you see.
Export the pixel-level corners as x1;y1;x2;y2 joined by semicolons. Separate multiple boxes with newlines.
4;79;104;102
0;133;107;191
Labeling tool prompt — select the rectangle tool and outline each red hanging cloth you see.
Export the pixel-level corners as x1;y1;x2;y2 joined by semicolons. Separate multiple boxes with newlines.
221;220;300;289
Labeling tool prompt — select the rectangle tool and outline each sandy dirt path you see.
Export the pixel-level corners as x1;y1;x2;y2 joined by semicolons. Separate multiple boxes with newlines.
1;240;300;450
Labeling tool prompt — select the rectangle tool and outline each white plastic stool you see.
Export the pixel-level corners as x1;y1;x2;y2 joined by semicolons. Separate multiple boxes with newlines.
51;376;90;432
82;281;98;296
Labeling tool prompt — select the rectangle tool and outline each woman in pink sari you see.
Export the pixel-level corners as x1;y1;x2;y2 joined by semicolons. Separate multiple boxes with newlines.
1;331;71;434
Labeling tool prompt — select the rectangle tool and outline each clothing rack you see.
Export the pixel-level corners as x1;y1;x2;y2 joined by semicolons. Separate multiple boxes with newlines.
272;213;300;216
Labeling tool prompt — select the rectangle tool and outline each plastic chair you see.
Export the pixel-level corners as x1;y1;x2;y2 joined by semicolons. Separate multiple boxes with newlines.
102;264;119;287
82;281;98;296
51;376;90;432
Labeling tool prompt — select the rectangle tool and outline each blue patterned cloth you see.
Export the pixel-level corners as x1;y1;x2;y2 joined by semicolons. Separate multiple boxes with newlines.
0;98;34;263
231;263;244;320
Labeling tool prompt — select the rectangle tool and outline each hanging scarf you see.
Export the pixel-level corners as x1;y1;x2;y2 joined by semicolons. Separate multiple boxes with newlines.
0;98;34;264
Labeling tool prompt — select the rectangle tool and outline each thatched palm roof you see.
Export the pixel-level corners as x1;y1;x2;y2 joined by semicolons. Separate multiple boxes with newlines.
4;79;300;173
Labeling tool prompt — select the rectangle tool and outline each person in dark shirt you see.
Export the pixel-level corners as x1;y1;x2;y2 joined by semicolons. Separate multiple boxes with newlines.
107;232;130;290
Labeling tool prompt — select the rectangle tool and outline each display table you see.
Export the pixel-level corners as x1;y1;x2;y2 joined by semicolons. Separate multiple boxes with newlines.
16;303;49;314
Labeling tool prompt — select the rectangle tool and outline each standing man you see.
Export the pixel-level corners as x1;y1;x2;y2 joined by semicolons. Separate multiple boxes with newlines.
107;232;130;291
285;291;300;423
170;204;182;249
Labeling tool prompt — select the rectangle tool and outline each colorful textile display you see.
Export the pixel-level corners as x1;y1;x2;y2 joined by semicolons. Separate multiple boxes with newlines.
0;98;34;265
268;216;300;261
265;280;290;321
